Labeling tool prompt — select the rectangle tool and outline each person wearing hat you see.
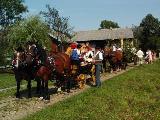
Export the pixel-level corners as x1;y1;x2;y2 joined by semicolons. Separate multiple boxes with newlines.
70;43;81;74
93;47;103;87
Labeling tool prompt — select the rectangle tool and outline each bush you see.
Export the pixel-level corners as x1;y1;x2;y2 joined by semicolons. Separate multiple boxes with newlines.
123;42;135;63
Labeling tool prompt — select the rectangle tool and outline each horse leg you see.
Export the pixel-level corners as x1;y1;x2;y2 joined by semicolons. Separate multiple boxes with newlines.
117;60;122;71
102;59;107;72
38;79;44;100
108;62;113;73
66;75;71;93
44;80;50;100
41;79;44;98
16;79;21;98
57;75;63;93
36;77;40;94
113;63;117;73
27;79;32;98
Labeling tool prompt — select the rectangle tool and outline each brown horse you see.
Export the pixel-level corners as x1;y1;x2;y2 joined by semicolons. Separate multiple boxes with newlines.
103;47;125;72
27;45;71;100
49;52;71;91
12;47;39;98
25;40;72;101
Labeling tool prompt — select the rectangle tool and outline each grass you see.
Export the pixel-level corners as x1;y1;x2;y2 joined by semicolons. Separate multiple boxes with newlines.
24;60;160;120
0;73;15;89
0;73;36;100
0;73;54;100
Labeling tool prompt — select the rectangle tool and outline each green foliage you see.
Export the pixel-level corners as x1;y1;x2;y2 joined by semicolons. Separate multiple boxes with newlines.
123;41;135;63
40;5;73;42
0;0;27;65
140;14;160;37
138;14;160;50
24;60;160;120
0;29;10;65
7;16;51;50
0;0;27;28
100;20;119;29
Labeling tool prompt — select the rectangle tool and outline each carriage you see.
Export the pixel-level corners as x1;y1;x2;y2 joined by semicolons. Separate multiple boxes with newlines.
65;43;96;89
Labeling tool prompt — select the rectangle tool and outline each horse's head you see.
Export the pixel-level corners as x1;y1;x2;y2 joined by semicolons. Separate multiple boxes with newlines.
104;47;112;57
27;44;38;57
13;51;25;68
26;44;38;65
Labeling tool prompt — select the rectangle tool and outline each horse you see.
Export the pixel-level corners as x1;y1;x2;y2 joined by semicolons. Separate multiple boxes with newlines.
103;47;125;73
49;51;71;92
12;47;39;98
28;41;72;100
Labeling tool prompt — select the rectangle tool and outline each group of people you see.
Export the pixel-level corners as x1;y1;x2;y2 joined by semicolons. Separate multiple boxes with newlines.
136;48;156;65
69;42;158;88
68;42;103;87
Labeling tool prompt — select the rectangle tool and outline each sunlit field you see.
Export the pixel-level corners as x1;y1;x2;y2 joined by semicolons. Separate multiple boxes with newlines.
24;60;160;120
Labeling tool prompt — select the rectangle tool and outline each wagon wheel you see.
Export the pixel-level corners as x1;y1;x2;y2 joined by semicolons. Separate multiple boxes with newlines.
79;81;85;89
90;65;96;85
77;74;86;89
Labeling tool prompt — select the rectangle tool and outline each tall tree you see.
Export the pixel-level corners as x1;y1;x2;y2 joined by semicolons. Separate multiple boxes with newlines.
8;16;51;50
0;0;27;65
0;0;27;29
99;20;119;29
40;5;73;43
132;25;143;48
139;14;160;50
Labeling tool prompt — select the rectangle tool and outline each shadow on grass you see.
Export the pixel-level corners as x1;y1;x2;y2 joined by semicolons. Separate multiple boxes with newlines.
14;86;58;99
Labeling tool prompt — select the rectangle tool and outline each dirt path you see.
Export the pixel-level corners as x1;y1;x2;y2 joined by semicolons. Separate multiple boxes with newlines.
0;64;135;120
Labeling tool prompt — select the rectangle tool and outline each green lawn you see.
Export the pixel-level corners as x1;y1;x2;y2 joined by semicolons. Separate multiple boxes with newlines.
0;73;53;100
0;73;15;89
24;60;160;120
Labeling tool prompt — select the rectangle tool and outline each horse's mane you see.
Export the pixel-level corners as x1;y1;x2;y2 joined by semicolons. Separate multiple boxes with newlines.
16;47;24;52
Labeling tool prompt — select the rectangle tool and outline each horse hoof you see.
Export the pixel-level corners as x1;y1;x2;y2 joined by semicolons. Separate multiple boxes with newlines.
16;94;20;98
57;87;62;92
16;96;20;98
67;89;70;93
28;95;32;98
44;100;50;104
44;96;50;101
39;97;43;100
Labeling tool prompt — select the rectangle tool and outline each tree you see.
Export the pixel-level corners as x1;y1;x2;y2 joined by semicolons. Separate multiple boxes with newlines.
0;0;27;29
0;31;8;65
0;0;27;65
132;25;143;48
99;20;119;29
8;16;51;50
139;14;160;50
40;5;73;43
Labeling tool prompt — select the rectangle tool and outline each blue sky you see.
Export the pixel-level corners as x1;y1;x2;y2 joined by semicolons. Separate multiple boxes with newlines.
25;0;160;31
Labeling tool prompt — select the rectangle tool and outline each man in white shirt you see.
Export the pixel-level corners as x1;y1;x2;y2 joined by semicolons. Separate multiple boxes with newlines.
136;48;144;65
112;44;117;52
94;47;103;87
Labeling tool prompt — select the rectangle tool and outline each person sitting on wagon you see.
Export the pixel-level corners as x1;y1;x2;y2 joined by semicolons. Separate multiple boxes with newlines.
83;47;94;63
70;43;81;72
